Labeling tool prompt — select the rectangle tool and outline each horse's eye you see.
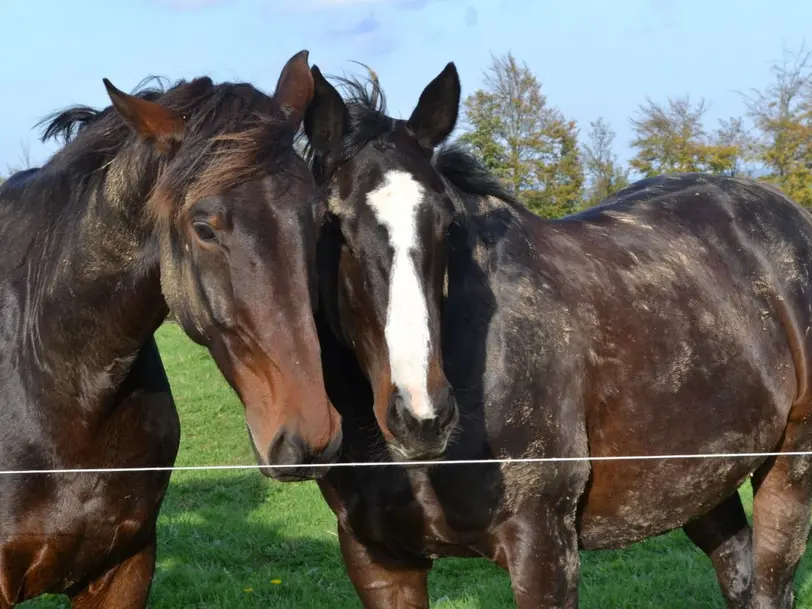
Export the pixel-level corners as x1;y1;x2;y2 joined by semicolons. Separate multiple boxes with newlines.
193;221;217;243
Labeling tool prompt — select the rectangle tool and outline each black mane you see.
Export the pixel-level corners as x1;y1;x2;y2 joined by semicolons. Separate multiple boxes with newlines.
432;142;521;209
433;142;527;245
39;106;104;145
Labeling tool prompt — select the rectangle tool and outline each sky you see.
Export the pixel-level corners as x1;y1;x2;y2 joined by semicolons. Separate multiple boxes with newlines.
0;0;809;171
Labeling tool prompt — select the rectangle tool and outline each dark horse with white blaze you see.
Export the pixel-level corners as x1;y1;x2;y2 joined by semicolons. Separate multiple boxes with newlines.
303;63;812;608
0;51;341;607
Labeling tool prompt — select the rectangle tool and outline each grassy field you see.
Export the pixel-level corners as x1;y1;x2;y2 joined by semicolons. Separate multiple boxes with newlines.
23;323;812;608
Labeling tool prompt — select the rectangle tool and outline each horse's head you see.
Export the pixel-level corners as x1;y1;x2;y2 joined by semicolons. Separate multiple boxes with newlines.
98;51;341;480
303;62;461;461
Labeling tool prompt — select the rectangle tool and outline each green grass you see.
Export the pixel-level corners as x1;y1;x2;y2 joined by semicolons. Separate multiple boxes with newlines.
22;323;812;608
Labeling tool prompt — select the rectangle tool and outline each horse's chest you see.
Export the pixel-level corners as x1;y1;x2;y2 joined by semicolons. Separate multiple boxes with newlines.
341;471;496;560
0;385;178;601
0;472;165;601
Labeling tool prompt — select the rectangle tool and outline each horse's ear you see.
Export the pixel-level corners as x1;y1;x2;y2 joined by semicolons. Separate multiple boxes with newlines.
304;65;349;152
273;50;315;126
103;78;185;151
406;62;461;150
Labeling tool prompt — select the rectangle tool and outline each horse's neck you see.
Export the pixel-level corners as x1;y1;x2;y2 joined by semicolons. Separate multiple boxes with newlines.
442;192;513;405
18;175;166;412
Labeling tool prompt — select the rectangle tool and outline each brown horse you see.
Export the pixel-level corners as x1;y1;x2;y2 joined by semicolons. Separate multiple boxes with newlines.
304;63;812;608
0;51;340;608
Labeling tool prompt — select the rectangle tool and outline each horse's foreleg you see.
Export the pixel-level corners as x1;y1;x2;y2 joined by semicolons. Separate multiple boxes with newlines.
750;421;812;609
70;539;156;609
683;491;753;608
495;500;581;609
338;524;431;609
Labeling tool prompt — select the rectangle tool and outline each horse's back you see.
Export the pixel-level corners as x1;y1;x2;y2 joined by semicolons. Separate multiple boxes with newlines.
571;172;812;418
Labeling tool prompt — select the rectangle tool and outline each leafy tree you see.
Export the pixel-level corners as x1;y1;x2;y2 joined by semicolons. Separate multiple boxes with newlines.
457;89;508;180
629;96;742;177
582;117;630;207
459;52;584;217
741;45;812;206
528;118;584;218
710;117;755;177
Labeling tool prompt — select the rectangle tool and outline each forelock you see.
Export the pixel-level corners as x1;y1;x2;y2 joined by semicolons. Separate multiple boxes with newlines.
150;88;299;229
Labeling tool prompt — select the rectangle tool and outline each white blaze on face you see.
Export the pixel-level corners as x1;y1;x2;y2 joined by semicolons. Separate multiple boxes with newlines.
366;170;435;420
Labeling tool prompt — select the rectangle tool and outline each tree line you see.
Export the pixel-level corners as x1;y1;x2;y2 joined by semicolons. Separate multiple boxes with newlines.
457;45;812;218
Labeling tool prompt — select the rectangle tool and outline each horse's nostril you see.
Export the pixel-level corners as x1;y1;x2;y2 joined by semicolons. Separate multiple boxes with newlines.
267;429;306;467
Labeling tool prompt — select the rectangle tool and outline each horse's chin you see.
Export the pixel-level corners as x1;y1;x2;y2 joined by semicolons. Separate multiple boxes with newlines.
387;442;447;463
258;465;330;482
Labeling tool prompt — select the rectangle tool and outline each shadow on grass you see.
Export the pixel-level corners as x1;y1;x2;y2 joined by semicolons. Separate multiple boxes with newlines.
150;477;812;609
19;478;812;609
148;472;352;609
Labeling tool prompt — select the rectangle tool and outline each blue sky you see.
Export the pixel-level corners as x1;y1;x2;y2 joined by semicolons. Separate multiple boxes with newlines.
0;0;809;171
